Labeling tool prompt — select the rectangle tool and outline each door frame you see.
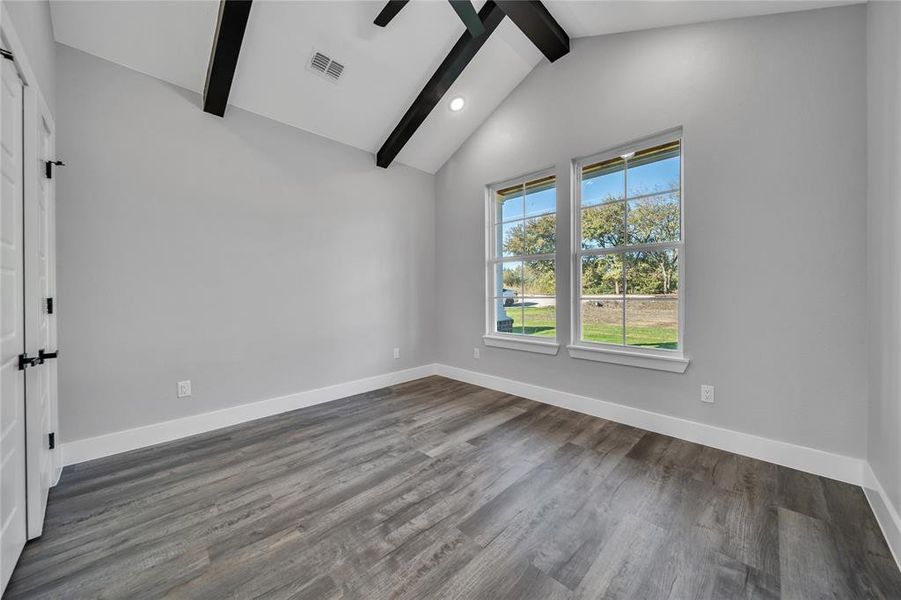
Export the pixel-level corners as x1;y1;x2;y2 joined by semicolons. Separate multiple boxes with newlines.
1;4;61;542
22;73;57;540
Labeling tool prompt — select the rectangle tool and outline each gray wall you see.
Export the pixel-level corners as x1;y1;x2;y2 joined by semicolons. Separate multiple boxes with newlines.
867;2;901;510
5;0;55;114
55;45;435;443
56;5;873;461
435;5;868;457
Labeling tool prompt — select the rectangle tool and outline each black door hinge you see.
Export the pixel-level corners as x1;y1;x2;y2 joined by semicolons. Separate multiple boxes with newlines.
18;353;43;370
48;432;55;450
0;48;13;61
46;297;54;314
45;160;65;179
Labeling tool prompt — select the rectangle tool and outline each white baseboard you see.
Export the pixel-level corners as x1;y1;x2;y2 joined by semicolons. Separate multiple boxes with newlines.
434;364;865;486
61;362;864;488
863;464;901;570
61;364;438;466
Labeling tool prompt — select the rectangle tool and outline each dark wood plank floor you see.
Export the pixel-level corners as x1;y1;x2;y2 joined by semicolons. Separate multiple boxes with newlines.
6;376;900;599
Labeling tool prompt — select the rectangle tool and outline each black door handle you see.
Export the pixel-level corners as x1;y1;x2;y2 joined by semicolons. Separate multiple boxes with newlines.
18;353;43;370
39;349;58;360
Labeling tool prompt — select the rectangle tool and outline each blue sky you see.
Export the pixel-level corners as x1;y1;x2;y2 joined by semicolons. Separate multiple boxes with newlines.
498;185;556;222
583;156;680;206
497;154;680;222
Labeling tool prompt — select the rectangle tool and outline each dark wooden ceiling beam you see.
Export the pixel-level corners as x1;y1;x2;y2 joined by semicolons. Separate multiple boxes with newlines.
374;0;410;27
376;1;505;168
448;0;484;37
203;0;253;117
495;0;569;63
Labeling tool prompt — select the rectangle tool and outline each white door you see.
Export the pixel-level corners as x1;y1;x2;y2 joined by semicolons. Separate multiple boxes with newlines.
0;54;27;592
24;104;56;538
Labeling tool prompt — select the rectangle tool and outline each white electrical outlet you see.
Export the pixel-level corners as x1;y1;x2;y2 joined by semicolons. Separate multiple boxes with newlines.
393;347;400;359
701;385;715;404
177;380;192;398
473;347;480;359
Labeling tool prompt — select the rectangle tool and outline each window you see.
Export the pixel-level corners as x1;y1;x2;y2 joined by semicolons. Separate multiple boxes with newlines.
485;170;559;352
572;134;685;365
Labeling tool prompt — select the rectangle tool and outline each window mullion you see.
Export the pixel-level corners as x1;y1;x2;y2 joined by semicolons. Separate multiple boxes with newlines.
621;251;627;346
489;253;555;264
621;159;628;346
625;187;679;202
578;241;681;257
623;155;629;252
519;183;525;303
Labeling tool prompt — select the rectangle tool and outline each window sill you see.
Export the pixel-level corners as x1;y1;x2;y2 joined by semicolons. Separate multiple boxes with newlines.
483;335;560;355
567;344;689;373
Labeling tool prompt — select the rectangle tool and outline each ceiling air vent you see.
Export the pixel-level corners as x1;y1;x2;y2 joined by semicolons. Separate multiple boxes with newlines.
308;51;345;82
325;60;344;79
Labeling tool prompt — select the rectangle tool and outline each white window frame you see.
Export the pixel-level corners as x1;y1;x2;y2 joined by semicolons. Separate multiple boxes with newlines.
568;129;689;373
483;168;560;355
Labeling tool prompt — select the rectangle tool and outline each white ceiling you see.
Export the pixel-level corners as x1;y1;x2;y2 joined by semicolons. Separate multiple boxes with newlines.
50;0;858;174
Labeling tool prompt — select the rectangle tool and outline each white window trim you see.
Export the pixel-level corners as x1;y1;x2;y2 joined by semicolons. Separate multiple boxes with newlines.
566;344;688;372
484;334;560;355
569;128;689;373
484;167;561;355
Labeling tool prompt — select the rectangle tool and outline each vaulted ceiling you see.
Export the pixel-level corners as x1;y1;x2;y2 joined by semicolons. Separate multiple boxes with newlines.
50;0;856;173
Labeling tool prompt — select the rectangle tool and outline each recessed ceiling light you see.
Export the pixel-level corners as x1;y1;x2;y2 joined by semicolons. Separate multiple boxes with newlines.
449;96;465;112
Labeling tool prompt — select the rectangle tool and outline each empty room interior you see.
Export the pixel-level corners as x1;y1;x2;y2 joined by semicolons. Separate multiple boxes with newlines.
2;0;901;597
